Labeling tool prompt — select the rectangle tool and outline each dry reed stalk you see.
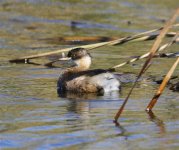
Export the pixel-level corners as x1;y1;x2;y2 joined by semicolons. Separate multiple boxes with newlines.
146;57;179;111
44;32;177;67
45;33;178;67
112;33;179;69
9;24;179;63
114;8;179;122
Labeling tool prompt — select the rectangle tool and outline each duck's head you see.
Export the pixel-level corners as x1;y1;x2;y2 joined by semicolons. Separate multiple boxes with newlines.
67;48;92;70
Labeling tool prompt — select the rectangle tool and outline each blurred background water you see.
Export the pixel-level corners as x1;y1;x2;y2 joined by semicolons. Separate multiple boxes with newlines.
0;0;179;150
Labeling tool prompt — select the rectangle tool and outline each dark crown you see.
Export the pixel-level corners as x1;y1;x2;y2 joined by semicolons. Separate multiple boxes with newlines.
67;48;88;60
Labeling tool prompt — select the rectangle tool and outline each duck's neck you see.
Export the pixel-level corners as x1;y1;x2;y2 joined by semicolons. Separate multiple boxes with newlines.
70;55;92;72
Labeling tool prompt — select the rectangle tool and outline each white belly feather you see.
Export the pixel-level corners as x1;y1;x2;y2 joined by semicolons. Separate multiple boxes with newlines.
87;72;121;92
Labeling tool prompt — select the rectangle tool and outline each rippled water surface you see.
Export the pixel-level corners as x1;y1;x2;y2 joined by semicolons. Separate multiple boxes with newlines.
0;0;179;150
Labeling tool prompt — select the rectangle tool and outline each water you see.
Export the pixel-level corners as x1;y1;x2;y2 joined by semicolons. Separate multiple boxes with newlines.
0;0;179;150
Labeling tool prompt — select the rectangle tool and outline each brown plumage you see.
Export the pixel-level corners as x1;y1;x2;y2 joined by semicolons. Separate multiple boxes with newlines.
57;48;121;95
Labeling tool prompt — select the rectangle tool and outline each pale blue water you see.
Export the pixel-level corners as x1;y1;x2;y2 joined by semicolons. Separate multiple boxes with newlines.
0;0;179;150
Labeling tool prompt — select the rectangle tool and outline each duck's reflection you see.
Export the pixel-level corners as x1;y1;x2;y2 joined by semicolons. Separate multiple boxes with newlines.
58;89;121;127
58;90;102;100
57;87;121;100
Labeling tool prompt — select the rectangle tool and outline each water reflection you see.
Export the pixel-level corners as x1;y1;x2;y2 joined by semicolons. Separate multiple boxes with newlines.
114;121;127;138
58;91;102;100
147;111;166;134
0;0;179;149
58;89;121;100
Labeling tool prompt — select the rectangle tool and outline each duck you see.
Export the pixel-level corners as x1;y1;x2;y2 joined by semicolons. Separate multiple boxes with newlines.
57;48;121;95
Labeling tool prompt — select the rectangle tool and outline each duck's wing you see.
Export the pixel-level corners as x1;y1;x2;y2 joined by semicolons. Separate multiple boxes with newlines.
76;69;112;77
57;69;107;90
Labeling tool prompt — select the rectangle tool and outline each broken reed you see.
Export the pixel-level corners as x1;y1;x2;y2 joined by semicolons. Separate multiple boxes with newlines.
146;57;179;111
114;8;179;122
111;33;179;69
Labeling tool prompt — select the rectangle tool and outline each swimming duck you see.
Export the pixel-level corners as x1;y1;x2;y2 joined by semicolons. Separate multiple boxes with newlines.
57;48;121;95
